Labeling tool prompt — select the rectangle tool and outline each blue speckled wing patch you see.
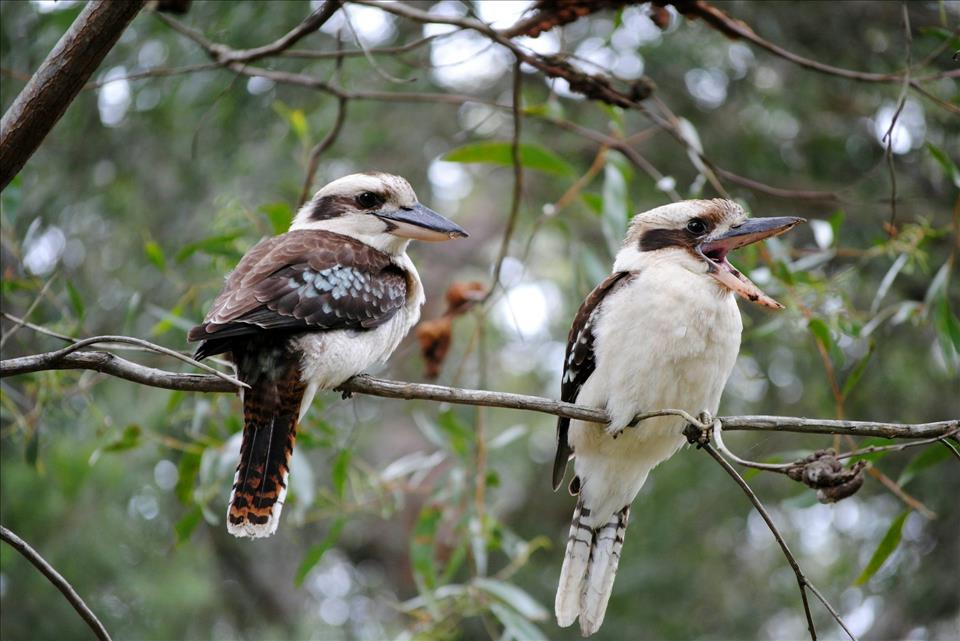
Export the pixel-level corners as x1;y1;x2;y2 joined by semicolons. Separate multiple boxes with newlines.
187;230;408;350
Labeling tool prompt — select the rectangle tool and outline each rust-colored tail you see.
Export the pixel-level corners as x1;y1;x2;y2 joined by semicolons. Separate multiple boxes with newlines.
227;339;306;538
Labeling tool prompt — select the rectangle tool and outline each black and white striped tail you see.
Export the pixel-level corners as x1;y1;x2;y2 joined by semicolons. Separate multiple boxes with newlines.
555;499;630;636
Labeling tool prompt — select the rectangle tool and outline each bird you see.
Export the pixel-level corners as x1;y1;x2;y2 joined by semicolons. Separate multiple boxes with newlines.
552;199;803;635
188;172;467;539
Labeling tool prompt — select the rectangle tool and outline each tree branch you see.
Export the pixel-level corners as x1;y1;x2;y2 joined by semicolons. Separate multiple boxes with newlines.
2;350;956;440
682;424;857;641
0;0;146;191
0;525;113;641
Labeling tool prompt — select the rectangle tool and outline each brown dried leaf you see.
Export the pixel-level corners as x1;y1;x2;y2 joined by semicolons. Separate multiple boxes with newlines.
445;281;487;316
416;316;454;379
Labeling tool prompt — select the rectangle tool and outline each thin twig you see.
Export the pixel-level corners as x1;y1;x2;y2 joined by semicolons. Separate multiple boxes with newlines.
202;0;341;64
340;5;413;84
883;3;913;235
1;312;75;342
10;335;246;390
297;93;348;207
280;34;440;60
667;0;950;86
834;427;960;461
0;525;113;641
685;424;858;641
483;57;524;303
0;274;57;349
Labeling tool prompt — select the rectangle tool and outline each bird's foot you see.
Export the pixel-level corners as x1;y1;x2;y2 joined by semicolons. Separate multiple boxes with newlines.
697;411;714;428
605;423;626;439
340;389;353;400
683;411;714;448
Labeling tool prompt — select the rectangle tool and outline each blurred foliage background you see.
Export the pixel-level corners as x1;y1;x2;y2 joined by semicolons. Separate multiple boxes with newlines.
1;1;958;640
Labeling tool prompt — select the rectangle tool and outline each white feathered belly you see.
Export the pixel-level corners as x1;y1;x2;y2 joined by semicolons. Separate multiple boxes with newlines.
293;306;418;418
569;265;741;525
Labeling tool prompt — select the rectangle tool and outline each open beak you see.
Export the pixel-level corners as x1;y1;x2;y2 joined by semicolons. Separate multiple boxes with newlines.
376;203;468;241
697;216;805;310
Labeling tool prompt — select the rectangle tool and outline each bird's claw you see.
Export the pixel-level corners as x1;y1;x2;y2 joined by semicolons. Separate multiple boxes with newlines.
606;425;626;439
340;389;353;400
683;411;714;448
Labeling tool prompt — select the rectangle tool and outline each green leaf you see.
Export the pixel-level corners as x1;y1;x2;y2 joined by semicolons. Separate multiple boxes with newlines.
807;318;843;367
102;425;142;453
25;426;39;468
828;210;845;244
933;294;960;361
290;110;309;142
898;444;953;487
1;174;22;221
443;141;574;176
331;449;351;499
854;511;908;586
925;142;960;189
174;232;244;263
174;506;203;544
601;151;630;257
439;539;468;584
144;240;166;270
846;437;898;464
411;504;443;592
295;517;346;586
175;451;202;504
273;101;310;144
149;304;184;337
841;340;875;400
490;603;549;641
65;280;85;321
580;191;602;215
469;515;488;577
918;26;960;50
475;578;549;620
259;202;294;235
437;410;472;459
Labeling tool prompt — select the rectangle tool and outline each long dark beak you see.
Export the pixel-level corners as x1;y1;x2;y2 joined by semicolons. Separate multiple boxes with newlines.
700;216;805;254
376;203;468;241
696;216;804;310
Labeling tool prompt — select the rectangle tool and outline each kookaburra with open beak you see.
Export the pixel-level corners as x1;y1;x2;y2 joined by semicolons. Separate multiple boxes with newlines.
188;173;467;538
553;199;803;635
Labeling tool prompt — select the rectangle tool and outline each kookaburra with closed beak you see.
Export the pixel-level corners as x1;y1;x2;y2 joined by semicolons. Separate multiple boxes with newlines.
188;173;467;538
553;199;803;635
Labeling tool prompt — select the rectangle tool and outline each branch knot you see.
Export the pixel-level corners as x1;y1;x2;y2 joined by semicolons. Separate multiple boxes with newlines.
786;450;867;503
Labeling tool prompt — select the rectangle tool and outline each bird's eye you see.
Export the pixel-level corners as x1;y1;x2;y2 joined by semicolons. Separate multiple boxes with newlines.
686;218;707;235
356;192;383;209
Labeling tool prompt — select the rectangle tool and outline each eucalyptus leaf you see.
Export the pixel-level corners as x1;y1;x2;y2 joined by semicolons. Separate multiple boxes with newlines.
295;517;346;586
443;141;574;176
854;511;908;586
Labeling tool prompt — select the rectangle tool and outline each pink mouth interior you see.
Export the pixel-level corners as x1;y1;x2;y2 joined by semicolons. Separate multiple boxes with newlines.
701;245;783;310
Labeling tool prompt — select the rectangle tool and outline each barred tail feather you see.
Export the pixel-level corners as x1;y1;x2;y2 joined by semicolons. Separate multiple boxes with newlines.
555;499;630;636
555;498;593;628
579;506;629;636
227;340;305;538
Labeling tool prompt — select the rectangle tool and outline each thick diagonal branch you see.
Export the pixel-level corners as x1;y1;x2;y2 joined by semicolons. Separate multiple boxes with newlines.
0;0;146;190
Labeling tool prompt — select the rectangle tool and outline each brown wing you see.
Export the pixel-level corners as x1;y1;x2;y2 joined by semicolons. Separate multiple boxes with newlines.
188;230;407;359
552;270;636;491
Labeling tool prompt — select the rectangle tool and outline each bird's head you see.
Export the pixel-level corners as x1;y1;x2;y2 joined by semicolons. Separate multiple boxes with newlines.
291;172;468;255
621;199;804;309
